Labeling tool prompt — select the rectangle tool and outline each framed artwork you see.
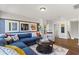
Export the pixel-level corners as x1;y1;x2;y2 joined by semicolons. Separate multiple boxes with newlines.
12;23;17;30
8;20;19;32
61;24;65;33
9;22;11;31
21;23;29;30
20;22;29;31
30;23;37;31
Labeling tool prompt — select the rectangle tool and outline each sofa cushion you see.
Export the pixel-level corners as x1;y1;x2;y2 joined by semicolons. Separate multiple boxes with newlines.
19;37;37;42
23;47;37;55
18;33;32;39
11;42;27;49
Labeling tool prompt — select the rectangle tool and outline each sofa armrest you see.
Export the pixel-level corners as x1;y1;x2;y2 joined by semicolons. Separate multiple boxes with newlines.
0;38;7;46
23;47;37;55
11;42;27;49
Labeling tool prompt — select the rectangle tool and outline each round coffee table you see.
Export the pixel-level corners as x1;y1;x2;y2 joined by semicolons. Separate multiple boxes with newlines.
36;41;53;54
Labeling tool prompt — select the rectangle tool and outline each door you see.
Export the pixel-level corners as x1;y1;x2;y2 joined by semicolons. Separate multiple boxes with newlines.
54;24;59;38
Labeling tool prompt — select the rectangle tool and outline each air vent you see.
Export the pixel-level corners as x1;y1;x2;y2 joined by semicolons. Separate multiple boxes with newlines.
73;4;79;9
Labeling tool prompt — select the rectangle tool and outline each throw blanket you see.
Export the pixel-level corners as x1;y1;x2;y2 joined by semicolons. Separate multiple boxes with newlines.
0;45;26;55
0;46;19;55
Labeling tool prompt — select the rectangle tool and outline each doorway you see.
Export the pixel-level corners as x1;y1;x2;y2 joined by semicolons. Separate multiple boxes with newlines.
54;24;59;38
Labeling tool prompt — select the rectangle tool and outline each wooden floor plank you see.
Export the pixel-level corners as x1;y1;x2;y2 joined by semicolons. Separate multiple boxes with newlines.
54;38;79;55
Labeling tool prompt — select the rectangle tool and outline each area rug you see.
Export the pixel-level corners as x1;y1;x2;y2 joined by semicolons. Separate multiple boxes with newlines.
29;44;69;55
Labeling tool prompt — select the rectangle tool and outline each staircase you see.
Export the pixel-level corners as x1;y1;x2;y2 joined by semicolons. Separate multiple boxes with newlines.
67;31;71;39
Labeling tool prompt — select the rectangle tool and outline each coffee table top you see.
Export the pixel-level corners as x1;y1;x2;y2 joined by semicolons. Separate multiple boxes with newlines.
36;40;53;54
36;39;54;46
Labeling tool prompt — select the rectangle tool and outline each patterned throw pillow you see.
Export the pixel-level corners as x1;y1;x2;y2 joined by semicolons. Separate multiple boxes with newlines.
5;36;12;41
5;34;19;42
12;34;19;41
36;32;41;37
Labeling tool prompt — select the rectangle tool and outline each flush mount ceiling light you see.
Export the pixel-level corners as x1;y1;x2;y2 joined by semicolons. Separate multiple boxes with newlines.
40;7;46;11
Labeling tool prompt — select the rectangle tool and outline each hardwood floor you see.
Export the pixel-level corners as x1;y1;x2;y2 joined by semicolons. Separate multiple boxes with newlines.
54;38;79;55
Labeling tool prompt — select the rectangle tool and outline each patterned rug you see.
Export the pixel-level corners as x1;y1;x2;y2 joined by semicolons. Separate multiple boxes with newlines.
29;44;69;55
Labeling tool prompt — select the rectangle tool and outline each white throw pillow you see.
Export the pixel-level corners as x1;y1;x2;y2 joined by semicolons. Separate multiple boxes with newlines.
32;32;37;37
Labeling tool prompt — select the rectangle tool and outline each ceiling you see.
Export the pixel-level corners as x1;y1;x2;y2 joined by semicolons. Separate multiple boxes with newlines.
0;4;79;21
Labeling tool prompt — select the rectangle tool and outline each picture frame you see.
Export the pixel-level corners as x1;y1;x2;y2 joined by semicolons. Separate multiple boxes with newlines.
30;23;37;31
20;22;29;31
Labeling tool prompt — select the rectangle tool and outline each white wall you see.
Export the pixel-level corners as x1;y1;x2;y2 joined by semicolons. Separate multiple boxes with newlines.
2;11;79;40
0;11;55;34
52;18;70;39
67;17;79;39
0;11;40;23
70;21;78;36
46;21;54;32
0;11;42;35
52;17;79;39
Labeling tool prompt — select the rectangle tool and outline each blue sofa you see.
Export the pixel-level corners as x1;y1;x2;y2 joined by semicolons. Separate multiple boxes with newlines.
0;33;41;55
11;41;37;55
17;33;40;45
0;39;37;55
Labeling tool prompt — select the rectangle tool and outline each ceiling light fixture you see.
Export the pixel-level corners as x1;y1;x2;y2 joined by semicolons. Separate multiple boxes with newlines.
40;7;46;11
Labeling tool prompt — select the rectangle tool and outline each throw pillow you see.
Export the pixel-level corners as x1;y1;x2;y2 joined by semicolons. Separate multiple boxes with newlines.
32;32;37;37
12;34;19;41
5;36;12;41
36;32;41;37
